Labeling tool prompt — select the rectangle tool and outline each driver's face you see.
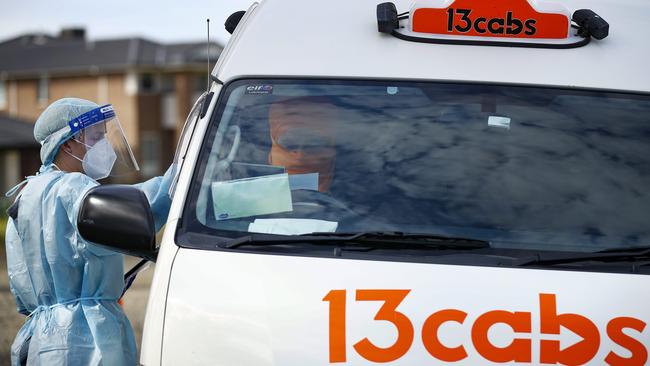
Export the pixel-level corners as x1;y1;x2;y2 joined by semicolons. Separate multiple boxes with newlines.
269;99;338;192
275;127;334;155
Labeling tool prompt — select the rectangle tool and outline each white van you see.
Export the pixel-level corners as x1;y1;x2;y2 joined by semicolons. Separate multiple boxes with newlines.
78;0;650;364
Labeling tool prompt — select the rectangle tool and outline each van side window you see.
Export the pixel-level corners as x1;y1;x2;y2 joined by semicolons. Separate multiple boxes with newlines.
168;92;208;197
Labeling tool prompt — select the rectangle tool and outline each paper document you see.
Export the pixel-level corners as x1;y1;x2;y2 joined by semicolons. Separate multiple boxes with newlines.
211;173;293;220
248;218;338;235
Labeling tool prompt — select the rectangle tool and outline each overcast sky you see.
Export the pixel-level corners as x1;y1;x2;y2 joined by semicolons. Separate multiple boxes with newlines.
0;0;255;46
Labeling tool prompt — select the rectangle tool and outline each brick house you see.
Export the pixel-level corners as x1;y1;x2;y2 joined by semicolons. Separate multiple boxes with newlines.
0;114;40;194
0;28;221;188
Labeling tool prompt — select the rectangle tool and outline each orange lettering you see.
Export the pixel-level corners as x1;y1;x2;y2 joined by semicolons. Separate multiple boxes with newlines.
323;290;347;363
353;289;414;363
540;293;600;365
422;309;468;361
605;317;647;366
471;310;532;363
325;290;645;365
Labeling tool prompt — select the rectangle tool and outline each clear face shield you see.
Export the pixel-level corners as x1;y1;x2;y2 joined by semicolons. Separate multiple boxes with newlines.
68;105;139;180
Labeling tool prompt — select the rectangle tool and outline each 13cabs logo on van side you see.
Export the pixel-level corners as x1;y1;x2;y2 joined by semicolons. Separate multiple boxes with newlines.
323;290;647;365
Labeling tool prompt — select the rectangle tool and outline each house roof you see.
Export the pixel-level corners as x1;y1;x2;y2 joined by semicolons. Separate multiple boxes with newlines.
0;114;38;149
0;31;222;77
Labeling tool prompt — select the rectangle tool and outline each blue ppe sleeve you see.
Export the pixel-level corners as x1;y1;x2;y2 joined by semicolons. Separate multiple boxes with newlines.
134;165;174;232
5;218;30;316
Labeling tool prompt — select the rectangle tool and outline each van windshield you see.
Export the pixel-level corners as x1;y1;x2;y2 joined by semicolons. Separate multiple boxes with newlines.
182;79;650;253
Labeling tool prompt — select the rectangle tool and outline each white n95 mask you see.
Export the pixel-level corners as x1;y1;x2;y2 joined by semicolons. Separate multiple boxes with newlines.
82;138;117;180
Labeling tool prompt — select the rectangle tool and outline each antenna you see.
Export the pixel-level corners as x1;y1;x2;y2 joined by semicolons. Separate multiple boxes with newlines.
206;18;211;92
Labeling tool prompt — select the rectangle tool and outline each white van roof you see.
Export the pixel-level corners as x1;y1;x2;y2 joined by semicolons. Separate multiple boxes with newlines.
214;0;650;93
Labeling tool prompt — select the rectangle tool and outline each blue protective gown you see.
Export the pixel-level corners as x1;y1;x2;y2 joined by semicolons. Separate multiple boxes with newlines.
5;164;173;365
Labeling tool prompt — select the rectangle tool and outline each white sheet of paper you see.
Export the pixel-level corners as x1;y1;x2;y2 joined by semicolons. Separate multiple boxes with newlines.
289;173;319;191
211;173;292;220
248;218;338;235
488;116;511;129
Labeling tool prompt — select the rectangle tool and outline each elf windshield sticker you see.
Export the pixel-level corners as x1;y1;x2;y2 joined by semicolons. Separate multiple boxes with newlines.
245;84;274;95
411;0;571;39
211;173;292;220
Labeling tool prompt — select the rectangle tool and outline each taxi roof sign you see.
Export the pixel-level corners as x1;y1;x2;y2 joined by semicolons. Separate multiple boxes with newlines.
376;0;609;49
411;0;571;39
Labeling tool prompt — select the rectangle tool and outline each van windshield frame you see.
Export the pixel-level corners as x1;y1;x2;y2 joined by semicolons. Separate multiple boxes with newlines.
177;78;650;262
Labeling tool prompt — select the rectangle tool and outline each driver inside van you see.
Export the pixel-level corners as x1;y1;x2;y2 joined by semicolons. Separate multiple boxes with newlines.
268;97;338;192
265;96;360;227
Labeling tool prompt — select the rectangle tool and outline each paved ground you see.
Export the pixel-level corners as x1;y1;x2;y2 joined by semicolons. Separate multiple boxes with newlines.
0;253;154;366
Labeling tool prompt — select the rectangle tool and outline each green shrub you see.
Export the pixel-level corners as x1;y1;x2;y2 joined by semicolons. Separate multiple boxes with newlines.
1;198;10;244
0;216;6;244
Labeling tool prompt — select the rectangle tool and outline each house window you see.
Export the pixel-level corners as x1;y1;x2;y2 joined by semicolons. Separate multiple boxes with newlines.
161;92;178;129
195;75;208;93
1;151;21;194
141;132;161;178
125;72;138;95
37;76;49;105
0;80;6;110
160;75;175;93
140;73;158;93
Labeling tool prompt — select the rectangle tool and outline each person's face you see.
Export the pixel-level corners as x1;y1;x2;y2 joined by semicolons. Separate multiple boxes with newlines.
274;127;335;157
57;138;86;173
56;122;108;173
269;100;338;191
79;122;107;147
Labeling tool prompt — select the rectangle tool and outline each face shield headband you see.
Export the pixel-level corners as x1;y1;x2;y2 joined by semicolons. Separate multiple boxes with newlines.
68;104;115;134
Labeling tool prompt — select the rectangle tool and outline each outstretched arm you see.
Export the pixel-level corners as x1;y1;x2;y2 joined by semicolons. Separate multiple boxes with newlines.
134;165;175;232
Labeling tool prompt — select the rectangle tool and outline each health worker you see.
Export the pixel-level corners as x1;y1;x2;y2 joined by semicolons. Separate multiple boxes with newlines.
4;98;174;365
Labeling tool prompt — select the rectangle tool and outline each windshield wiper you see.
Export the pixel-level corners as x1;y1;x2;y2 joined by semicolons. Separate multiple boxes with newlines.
222;231;490;250
514;247;650;267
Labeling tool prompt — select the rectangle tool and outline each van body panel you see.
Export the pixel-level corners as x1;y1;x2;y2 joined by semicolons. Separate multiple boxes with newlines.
161;248;650;365
214;0;650;93
139;222;180;366
139;84;221;365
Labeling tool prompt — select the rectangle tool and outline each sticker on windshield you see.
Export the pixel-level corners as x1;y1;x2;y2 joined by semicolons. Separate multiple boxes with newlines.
488;116;511;129
211;173;292;220
245;84;274;95
248;218;338;235
387;86;399;95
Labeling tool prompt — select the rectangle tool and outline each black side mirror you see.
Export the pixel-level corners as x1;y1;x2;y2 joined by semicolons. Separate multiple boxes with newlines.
77;185;158;262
